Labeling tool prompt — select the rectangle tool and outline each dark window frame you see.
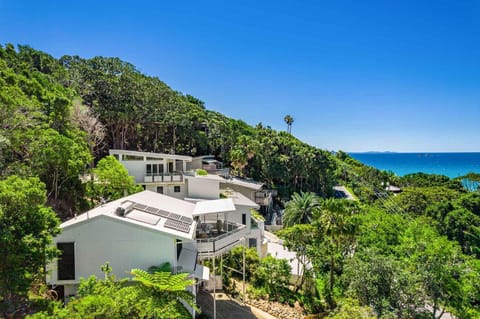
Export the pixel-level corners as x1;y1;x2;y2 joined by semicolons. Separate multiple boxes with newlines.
174;186;181;193
57;242;75;281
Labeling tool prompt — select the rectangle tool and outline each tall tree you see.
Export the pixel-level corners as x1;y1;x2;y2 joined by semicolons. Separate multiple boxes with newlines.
399;220;466;319
29;128;91;201
316;199;359;308
284;114;294;134
0;176;61;317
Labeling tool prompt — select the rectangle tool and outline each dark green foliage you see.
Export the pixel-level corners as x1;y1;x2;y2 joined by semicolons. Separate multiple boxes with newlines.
1;44;338;209
391;186;460;215
0;176;61;316
399;172;464;191
425;193;480;257
253;255;292;301
456;192;480;215
28;265;195;319
86;155;142;204
342;249;423;318
0;45;91;216
222;246;260;281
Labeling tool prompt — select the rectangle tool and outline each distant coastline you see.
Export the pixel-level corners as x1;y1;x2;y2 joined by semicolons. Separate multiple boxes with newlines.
349;152;480;178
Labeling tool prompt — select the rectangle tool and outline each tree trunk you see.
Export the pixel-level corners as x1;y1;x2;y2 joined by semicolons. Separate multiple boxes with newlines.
327;253;335;309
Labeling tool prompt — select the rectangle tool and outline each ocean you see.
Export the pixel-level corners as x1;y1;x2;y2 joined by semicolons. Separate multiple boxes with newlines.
349;152;480;178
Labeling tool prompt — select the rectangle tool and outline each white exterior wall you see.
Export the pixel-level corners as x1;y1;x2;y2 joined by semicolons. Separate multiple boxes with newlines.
225;205;251;229
120;160;153;184
119;159;185;184
47;216;183;286
145;184;187;199
227;206;264;254
186;177;219;199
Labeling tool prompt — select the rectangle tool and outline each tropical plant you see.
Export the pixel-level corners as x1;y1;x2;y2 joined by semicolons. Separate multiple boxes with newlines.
283;191;320;227
28;264;196;319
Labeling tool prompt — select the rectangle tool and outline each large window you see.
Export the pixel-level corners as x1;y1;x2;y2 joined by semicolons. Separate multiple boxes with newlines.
174;186;181;193
57;242;75;280
146;164;164;176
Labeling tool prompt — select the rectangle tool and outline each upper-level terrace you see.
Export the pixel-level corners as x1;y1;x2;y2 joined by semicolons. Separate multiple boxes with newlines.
191;198;250;259
109;149;192;184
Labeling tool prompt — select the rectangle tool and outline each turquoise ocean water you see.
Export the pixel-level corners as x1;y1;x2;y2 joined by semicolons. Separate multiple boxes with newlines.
349;153;480;178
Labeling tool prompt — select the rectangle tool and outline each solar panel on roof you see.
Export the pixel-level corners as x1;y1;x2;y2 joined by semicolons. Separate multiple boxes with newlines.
180;216;193;224
168;213;182;220
128;202;193;229
133;203;147;210
156;210;170;218
164;219;191;233
145;206;159;214
126;210;161;225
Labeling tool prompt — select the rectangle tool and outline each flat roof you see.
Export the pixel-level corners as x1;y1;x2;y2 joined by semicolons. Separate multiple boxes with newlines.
221;177;264;191
193;198;236;216
109;149;192;161
185;174;225;181
221;189;260;208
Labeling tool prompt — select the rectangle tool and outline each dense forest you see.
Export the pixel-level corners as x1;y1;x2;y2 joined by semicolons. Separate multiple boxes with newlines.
0;43;336;216
1;44;479;318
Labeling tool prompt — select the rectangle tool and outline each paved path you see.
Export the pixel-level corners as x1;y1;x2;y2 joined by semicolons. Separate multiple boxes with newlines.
197;290;278;319
264;230;282;244
333;185;356;200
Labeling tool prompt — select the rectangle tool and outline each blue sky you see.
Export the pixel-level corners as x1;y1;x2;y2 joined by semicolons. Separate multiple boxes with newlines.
1;0;479;152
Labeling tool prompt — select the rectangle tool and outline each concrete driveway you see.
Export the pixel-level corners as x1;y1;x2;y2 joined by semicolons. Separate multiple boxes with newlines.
196;290;277;319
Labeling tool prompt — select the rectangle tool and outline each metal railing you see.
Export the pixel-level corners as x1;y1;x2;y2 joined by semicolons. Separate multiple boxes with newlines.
196;222;246;242
144;172;183;183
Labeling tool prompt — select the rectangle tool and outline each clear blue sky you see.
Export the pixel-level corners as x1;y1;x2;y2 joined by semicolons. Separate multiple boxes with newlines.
1;0;479;152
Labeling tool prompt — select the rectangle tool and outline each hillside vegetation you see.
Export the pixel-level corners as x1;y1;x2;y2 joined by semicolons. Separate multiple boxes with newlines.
0;44;336;216
1;44;479;318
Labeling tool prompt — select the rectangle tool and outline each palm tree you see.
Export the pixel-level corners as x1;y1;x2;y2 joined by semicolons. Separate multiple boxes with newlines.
283;191;320;227
316;198;358;308
284;115;294;134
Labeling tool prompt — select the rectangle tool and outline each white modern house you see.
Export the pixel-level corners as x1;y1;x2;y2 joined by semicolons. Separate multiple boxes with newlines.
48;186;263;299
109;149;265;253
47;191;209;301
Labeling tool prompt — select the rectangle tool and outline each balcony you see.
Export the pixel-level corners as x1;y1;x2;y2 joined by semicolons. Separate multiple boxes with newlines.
196;221;248;259
255;190;273;206
143;172;183;183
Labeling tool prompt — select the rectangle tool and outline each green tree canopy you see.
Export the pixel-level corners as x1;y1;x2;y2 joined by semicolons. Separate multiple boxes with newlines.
86;155;142;204
0;176;61;317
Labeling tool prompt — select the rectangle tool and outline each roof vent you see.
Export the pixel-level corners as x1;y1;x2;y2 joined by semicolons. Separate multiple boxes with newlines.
115;207;125;217
115;200;134;217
